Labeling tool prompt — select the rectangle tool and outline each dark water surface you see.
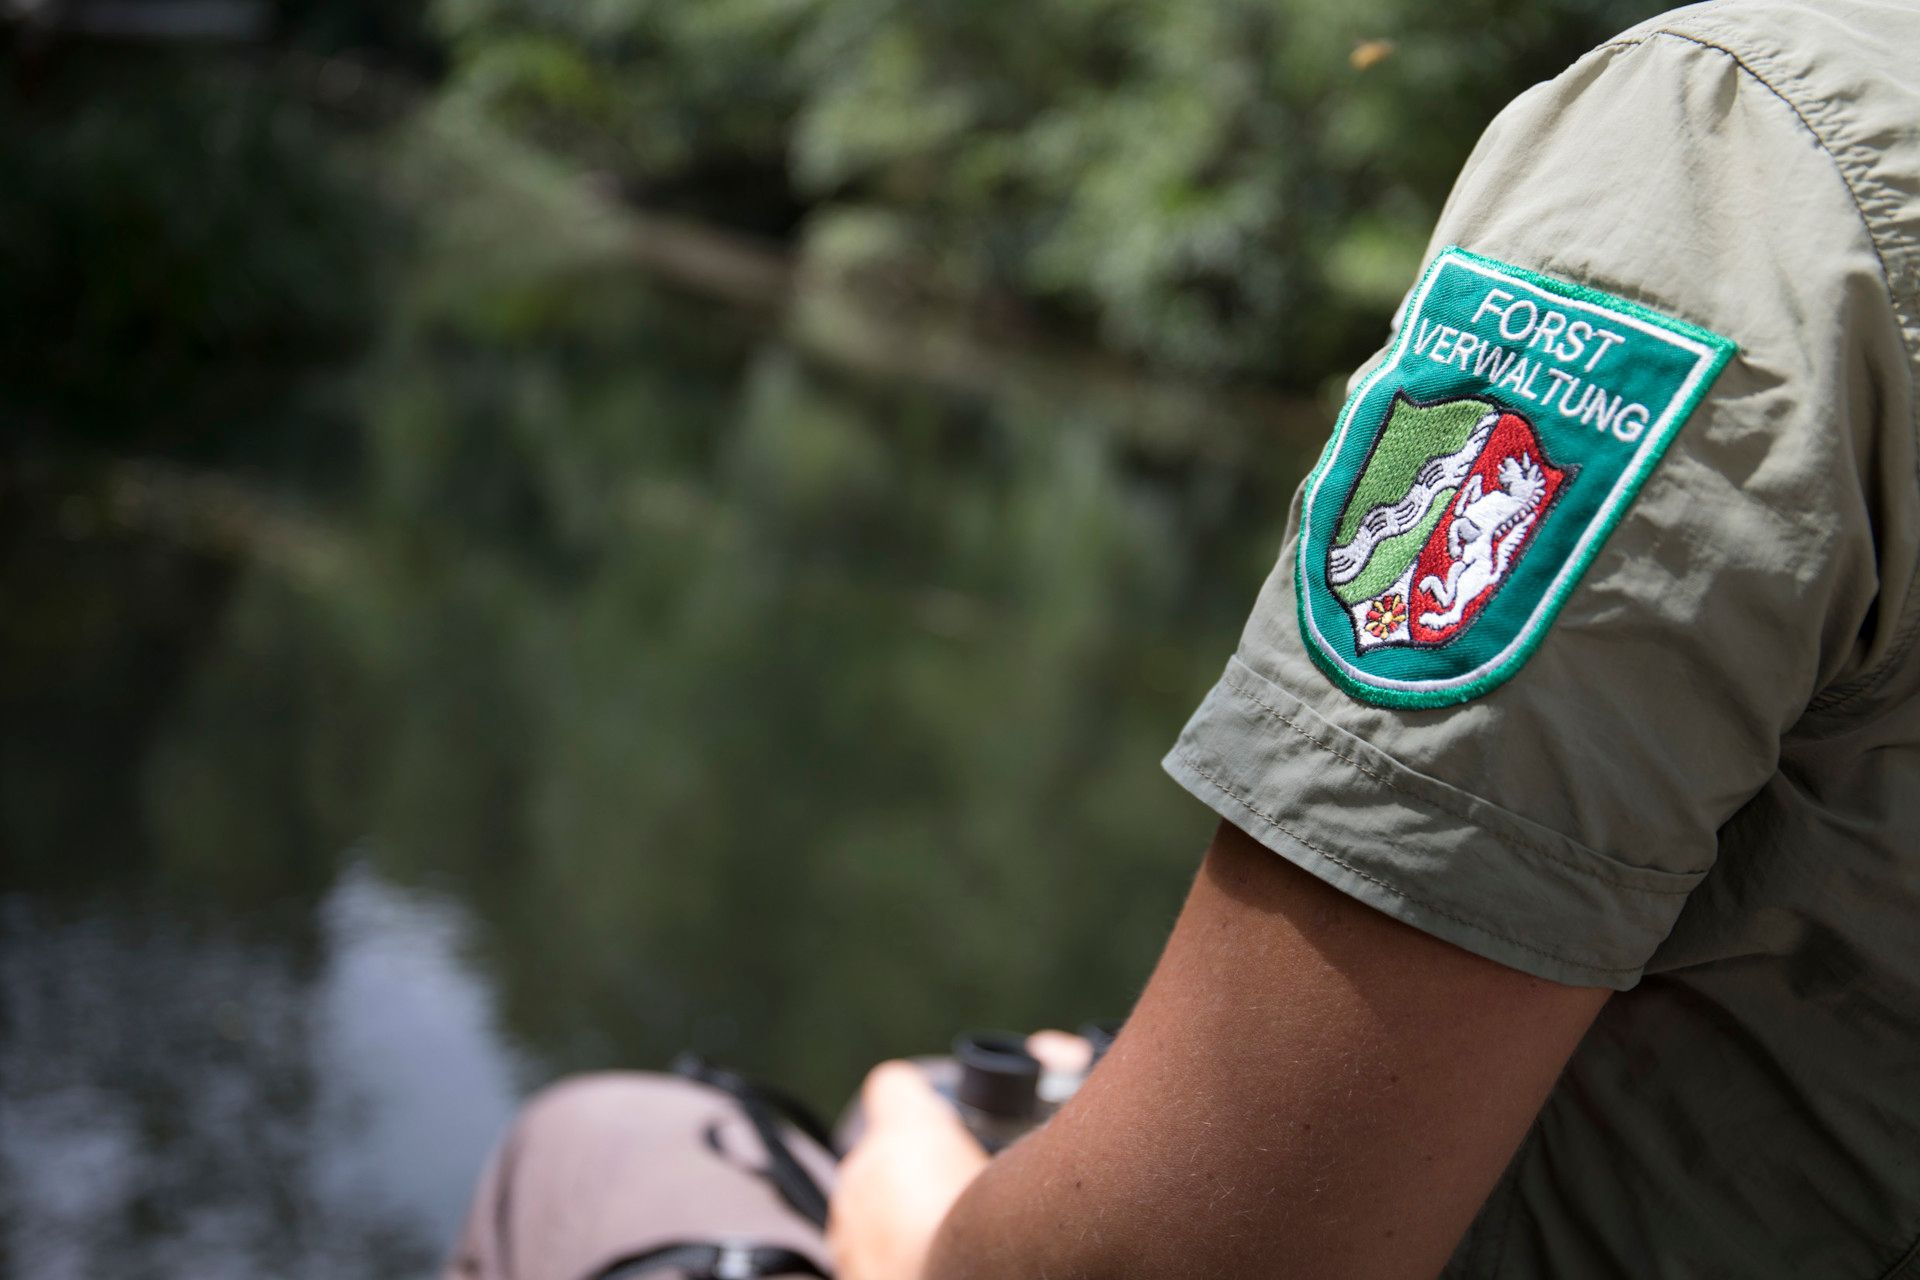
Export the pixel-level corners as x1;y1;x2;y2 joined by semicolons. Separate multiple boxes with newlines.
0;282;1316;1275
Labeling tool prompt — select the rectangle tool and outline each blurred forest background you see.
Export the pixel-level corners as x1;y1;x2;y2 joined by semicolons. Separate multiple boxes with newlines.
1;0;1665;1274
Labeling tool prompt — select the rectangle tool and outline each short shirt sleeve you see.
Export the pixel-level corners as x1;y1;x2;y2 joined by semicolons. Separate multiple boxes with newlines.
1163;31;1903;988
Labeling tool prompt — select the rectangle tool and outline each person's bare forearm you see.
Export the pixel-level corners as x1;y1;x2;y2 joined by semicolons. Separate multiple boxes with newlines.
921;822;1609;1279
918;1108;1109;1279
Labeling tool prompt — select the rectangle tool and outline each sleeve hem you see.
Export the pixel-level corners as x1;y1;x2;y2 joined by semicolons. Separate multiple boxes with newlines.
1162;657;1705;990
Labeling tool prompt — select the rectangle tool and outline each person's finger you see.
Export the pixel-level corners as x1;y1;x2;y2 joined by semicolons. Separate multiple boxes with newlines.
861;1060;953;1127
1027;1029;1093;1075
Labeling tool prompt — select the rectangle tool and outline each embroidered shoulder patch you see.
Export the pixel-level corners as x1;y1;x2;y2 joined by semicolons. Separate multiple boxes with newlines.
1296;246;1735;708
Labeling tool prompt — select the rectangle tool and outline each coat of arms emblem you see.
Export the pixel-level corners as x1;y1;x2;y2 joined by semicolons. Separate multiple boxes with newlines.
1326;394;1571;651
1294;246;1734;707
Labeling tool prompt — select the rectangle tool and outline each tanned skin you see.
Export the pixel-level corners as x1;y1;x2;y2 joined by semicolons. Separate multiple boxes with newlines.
828;819;1610;1279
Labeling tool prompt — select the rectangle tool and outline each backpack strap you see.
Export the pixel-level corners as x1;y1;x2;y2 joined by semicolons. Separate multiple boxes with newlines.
585;1240;830;1280
669;1053;837;1230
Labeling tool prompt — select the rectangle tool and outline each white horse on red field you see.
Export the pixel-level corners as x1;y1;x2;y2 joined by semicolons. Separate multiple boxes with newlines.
1417;452;1547;632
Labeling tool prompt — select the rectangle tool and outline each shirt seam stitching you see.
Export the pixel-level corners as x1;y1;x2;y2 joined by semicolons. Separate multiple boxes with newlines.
1604;26;1920;715
1172;744;1644;977
1218;664;1698;896
1602;30;1887;267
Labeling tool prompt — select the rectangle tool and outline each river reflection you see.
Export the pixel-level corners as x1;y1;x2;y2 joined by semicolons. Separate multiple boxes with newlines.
0;258;1317;1274
0;866;520;1276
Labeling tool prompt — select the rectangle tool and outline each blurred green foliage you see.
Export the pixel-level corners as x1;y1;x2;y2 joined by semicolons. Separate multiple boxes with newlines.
0;0;1669;443
0;55;390;451
293;114;1295;1090
1;0;1676;1095
431;0;1664;378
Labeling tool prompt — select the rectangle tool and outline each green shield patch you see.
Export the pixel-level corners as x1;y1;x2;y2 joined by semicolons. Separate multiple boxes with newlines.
1297;246;1736;708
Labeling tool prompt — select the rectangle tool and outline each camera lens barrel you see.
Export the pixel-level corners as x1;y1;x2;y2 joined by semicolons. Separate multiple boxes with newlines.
952;1031;1040;1121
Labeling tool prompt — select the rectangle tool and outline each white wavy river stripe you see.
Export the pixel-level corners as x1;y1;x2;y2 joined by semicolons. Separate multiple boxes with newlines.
1327;418;1494;587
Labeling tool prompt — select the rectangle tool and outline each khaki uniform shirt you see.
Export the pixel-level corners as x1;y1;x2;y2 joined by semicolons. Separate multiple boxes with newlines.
1164;3;1920;1275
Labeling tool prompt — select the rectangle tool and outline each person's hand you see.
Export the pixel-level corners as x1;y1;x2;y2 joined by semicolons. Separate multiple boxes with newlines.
826;1061;990;1280
1025;1028;1092;1076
